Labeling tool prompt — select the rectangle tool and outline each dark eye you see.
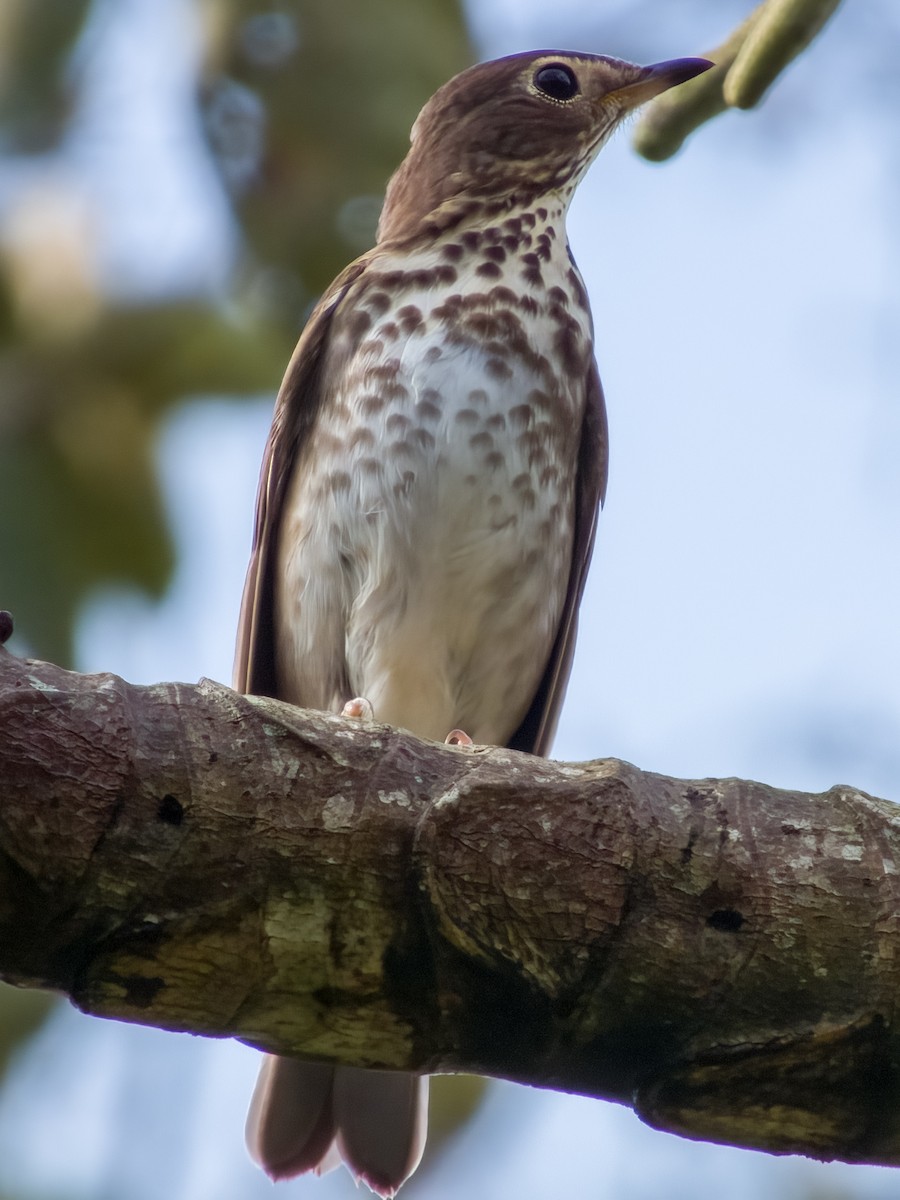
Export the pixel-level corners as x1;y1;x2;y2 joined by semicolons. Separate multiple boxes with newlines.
533;63;579;102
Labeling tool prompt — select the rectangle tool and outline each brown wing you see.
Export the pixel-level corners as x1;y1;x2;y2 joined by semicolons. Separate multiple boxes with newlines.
507;360;609;756
233;257;371;697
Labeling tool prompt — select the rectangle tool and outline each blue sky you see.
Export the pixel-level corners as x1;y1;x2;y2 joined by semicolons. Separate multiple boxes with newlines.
3;0;899;1197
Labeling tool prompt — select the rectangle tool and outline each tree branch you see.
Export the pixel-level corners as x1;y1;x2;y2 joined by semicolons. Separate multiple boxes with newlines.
2;638;899;1167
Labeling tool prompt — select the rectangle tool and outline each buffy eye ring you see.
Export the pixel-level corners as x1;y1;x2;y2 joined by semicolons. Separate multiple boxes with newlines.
533;63;580;102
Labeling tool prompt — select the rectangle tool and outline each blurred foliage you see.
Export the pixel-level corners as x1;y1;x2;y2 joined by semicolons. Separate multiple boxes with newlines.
0;0;472;666
0;0;92;151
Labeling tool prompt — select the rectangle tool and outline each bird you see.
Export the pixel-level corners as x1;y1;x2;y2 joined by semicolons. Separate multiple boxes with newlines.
234;47;711;1197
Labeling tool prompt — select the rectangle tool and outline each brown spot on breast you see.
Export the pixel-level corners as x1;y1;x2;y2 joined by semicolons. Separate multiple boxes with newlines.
424;345;442;362
547;286;568;306
503;217;522;235
394;471;416;496
365;291;391;316
360;457;380;475
433;294;464;321
461;230;482;250
415;397;441;422
468;389;489;406
386;413;412;435
411;428;435;451
442;243;464;262
380;321;399;341
329;471;352;494
484;244;507;263
397;304;423;333
463;310;519;343
504;233;529;252
509;405;533;429
376;270;404;290
536;207;548;221
488;286;517;307
345;309;372;339
484;451;504;470
470;431;494;452
349;427;375;451
521;253;543;286
486;357;513;381
360;393;386;416
359;337;385;358
486;413;507;431
372;265;457;291
521;212;537;229
519;430;548;468
477;261;502;279
535;234;553;262
455;408;480;426
367;361;401;381
512;475;537;509
485;283;538;319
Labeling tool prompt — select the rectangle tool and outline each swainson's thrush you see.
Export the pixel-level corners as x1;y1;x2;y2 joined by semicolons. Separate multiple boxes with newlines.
235;48;710;1197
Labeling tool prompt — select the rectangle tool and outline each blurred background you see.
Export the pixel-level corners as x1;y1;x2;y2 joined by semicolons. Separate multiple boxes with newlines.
1;0;899;1197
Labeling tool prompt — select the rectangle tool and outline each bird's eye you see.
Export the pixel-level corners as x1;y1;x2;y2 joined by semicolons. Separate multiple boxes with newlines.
533;63;579;102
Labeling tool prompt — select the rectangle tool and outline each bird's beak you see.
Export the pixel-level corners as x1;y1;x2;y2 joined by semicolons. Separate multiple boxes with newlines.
611;57;713;110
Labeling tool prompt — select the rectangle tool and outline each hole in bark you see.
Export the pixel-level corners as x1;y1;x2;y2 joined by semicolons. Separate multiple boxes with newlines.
707;908;744;932
157;794;183;826
122;975;164;1007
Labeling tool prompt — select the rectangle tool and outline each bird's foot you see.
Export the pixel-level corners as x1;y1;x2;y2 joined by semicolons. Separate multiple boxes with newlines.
444;729;474;749
341;697;375;721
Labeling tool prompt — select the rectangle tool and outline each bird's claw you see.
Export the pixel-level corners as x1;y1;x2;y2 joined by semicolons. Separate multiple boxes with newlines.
444;729;474;749
342;697;375;721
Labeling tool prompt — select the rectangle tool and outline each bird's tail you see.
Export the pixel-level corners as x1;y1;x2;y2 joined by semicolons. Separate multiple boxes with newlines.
247;1055;428;1197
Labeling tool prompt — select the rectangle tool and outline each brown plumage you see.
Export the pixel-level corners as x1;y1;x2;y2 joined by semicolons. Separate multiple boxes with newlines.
235;48;710;1196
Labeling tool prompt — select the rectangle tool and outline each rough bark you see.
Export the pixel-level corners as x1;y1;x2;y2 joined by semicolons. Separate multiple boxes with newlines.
1;641;899;1167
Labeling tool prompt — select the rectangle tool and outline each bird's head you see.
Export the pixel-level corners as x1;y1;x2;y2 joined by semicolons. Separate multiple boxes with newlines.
378;50;711;243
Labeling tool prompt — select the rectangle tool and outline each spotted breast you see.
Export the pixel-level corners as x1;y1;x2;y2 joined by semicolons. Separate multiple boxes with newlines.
275;204;593;744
